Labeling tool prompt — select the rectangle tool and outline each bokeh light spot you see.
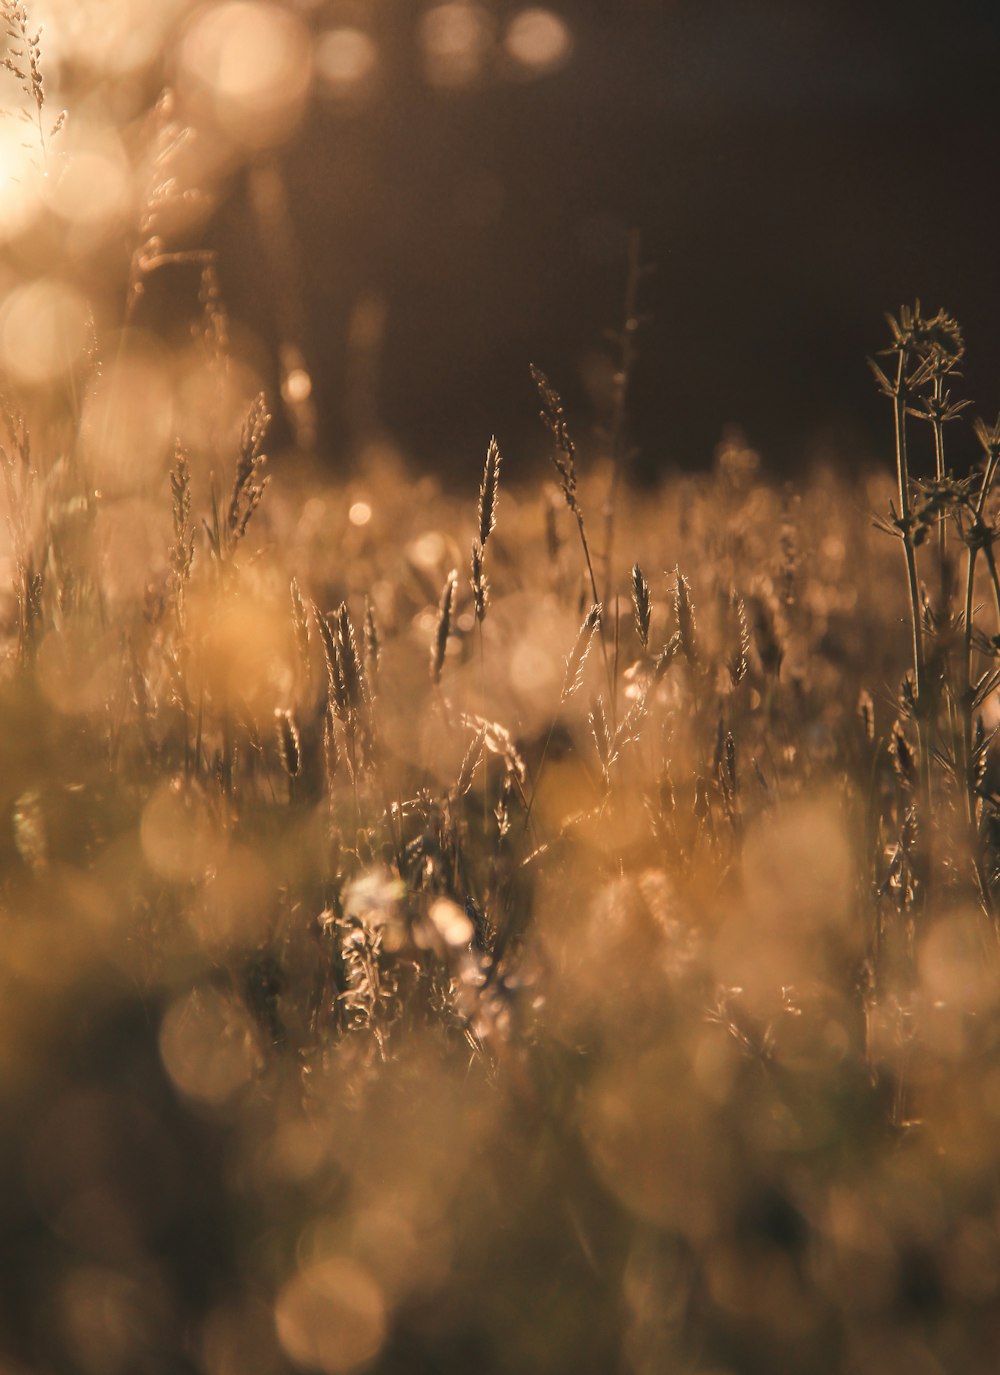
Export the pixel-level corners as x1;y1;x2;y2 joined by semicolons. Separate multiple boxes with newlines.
159;986;258;1105
180;1;313;148
420;3;493;88
282;366;313;403
426;897;474;948
58;1265;162;1375
80;338;175;497
37;626;119;716
47;126;131;242
185;579;296;718
316;27;378;93
141;778;223;884
348;500;372;526
274;1257;387;1375
40;0;191;74
0;279;89;385
504;8;572;76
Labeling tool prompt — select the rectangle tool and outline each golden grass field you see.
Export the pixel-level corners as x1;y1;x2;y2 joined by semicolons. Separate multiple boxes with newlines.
3;5;1000;1374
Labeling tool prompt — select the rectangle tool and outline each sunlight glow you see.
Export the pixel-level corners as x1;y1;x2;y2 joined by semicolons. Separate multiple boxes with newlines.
0;122;44;243
39;0;193;74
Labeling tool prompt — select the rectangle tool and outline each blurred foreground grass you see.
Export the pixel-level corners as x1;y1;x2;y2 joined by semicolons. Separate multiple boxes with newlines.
4;400;1000;1373
4;5;1000;1373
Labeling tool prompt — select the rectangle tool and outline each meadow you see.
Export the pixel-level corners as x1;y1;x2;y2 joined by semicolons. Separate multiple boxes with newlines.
3;5;1000;1374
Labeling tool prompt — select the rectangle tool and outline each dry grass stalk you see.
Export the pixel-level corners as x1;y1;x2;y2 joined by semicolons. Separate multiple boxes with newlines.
530;365;578;514
432;569;457;685
673;566;697;666
471;437;502;625
631;562;651;650
455;726;487;797
290;578;311;680
364;599;380;687
562;603;602;702
1;0;63;165
471;539;488;623
478;435;501;549
169;445;195;617
275;708;302;779
335;602;366;712
227;394;271;544
126;91;213;322
728;591;750;686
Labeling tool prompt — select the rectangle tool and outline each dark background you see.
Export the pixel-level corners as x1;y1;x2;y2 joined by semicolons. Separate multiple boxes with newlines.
217;0;1000;480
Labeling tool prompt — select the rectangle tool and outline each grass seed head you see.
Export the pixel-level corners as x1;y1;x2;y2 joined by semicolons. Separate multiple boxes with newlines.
890;718;917;791
631;562;651;650
471;539;488;622
364;599;380;685
562;602;602;702
531;365;578;513
336;601;366;711
673;566;697;667
857;689;875;743
455;726;486;796
478;435;502;549
729;592;750;687
275;708;301;779
432;569;458;685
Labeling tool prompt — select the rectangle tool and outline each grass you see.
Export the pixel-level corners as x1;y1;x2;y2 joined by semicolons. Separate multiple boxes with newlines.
4;15;1000;1375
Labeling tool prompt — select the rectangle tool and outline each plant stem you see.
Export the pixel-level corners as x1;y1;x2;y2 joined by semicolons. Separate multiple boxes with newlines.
601;230;642;610
891;350;932;894
960;449;1000;936
931;371;948;592
573;508;616;722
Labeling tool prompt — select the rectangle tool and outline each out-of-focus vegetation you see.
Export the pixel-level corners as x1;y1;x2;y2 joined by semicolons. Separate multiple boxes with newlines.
4;6;1000;1375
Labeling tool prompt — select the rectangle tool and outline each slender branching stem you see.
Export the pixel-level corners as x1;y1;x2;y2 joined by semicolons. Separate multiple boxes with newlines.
891;349;933;892
893;355;925;701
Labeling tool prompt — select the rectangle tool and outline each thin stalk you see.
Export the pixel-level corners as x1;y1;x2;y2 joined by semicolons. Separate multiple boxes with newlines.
573;510;617;723
519;719;556;846
961;541;977;830
976;446;1000;624
478;621;489;832
931;371;948;598
891;350;932;891
982;539;1000;628
893;354;926;705
960;447;1000;936
601;230;643;610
